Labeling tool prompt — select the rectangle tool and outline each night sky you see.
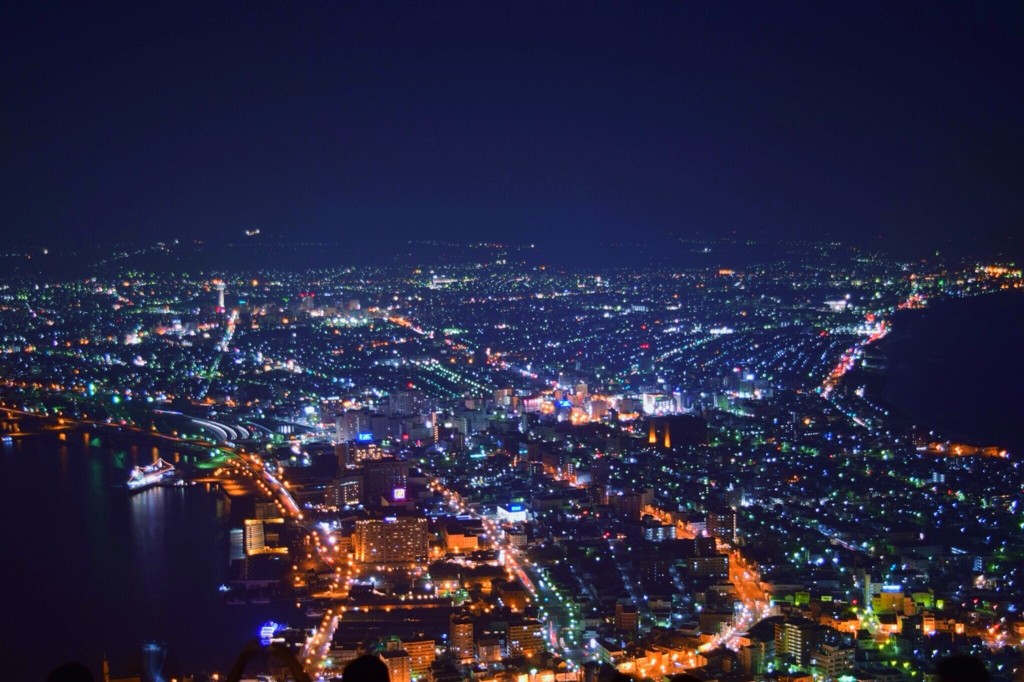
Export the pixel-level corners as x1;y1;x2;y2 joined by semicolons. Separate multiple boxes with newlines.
2;1;1023;257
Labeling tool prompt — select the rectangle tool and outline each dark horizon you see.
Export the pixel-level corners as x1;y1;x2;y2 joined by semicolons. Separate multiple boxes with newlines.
5;235;1020;282
3;1;1023;258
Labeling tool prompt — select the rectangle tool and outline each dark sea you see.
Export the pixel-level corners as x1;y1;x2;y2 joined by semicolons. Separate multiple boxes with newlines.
871;289;1024;454
0;428;295;681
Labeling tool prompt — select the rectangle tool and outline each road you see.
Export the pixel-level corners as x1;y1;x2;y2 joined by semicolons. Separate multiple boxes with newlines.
426;478;581;658
645;503;772;653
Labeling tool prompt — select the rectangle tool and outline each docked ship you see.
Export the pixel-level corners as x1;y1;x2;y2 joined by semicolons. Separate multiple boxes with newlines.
127;458;176;492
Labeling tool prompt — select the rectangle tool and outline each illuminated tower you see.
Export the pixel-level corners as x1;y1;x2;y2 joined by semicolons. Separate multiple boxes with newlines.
648;422;657;445
663;423;671;449
214;280;226;309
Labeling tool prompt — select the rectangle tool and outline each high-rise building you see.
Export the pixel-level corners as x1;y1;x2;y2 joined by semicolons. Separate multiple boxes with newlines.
243;518;287;556
214;280;225;310
451;613;475;663
708;508;737;542
774;618;821;667
363;458;409;505
336;410;373;442
397;638;435;679
244;518;265;555
389;390;429;416
381;650;412;682
333;474;362;506
353;515;428;564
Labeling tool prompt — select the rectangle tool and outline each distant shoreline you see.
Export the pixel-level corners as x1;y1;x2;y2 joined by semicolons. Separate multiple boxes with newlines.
852;289;1024;454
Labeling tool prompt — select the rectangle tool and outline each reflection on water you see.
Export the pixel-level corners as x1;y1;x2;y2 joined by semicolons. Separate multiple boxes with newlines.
0;429;279;680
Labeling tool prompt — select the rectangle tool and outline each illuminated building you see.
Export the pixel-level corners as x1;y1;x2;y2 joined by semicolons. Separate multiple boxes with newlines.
872;586;907;614
642;522;676;542
707;508;737;542
440;522;479;554
504;527;527;549
496;502;528;523
213;280;225;310
685;554;729;579
450;613;475;663
243;518;287;556
774;618;821;667
336;410;372;442
506;619;545;657
338;440;386;468
363;458;409;505
388;637;435;680
810;644;855;680
244;518;265;555
381;649;412;682
329;474;362;506
353;515;428;564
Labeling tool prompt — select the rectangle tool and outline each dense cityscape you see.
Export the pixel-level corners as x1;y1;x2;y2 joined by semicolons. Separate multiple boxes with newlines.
5;2;1024;681
2;239;1022;681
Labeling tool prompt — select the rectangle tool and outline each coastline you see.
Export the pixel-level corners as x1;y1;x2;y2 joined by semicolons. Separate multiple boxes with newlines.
0;408;288;679
850;289;1024;455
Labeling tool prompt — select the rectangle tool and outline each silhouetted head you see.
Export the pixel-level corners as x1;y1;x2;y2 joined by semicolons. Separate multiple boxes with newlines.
343;654;390;682
46;663;95;682
936;655;989;682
